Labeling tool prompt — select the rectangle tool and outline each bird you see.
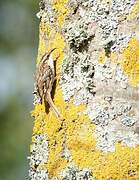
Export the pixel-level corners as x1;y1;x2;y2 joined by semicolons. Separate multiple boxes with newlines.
35;48;61;118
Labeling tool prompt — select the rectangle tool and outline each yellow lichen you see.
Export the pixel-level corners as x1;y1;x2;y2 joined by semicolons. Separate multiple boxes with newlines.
121;38;139;86
31;104;46;135
127;0;139;20
70;141;139;179
98;49;106;64
36;21;48;65
110;52;118;63
53;0;69;27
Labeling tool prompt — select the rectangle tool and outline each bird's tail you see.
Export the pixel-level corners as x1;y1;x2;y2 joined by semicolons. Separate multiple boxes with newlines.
45;92;61;118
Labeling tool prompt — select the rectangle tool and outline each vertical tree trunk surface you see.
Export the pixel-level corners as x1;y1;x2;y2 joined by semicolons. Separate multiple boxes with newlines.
29;0;139;179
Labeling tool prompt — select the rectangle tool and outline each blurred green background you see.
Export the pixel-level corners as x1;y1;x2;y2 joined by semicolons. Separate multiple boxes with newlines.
0;0;39;179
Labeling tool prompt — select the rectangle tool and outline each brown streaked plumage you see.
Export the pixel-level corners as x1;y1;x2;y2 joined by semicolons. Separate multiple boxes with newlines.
35;48;61;118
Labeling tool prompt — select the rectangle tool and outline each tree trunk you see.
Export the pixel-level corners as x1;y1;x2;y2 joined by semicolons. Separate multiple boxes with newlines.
29;0;139;179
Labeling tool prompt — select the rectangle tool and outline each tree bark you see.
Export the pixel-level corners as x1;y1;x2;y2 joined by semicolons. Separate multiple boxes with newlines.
29;0;139;179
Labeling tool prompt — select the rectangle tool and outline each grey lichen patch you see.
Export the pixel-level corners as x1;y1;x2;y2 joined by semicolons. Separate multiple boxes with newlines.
63;18;95;51
87;99;132;125
37;0;56;23
29;169;49;180
37;0;66;27
60;52;95;104
60;0;139;153
29;134;49;179
60;164;94;180
121;116;137;127
87;97;139;152
94;60;116;83
114;65;129;89
60;51;131;105
61;0;137;105
67;0;136;53
95;123;139;152
33;85;42;105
